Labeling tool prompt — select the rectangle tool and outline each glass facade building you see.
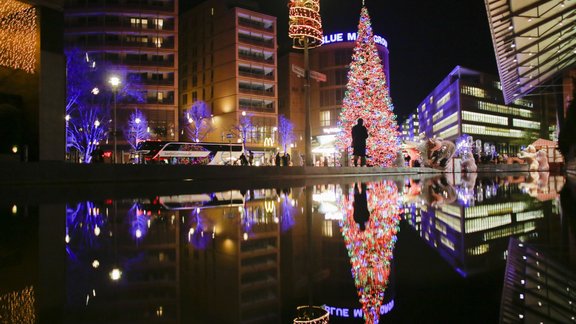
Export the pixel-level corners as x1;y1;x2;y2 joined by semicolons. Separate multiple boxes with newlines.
416;66;541;155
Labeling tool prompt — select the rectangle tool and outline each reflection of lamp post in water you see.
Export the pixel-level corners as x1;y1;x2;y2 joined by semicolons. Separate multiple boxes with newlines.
288;0;323;166
108;76;121;163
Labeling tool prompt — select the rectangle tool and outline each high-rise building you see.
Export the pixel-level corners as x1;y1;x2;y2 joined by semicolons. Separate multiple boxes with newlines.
416;66;542;155
180;0;278;150
64;0;179;147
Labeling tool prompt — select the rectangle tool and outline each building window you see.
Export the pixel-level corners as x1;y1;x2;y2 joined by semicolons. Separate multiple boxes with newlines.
153;18;163;30
182;93;188;105
436;92;451;109
130;18;148;28
320;110;331;127
152;37;163;48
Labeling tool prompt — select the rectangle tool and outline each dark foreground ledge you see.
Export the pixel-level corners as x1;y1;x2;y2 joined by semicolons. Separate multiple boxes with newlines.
0;161;441;186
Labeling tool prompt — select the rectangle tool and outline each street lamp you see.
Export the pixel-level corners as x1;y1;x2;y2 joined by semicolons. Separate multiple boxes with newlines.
288;0;323;166
108;76;121;163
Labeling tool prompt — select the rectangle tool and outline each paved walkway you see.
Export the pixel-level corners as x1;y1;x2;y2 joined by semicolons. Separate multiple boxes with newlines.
0;161;440;185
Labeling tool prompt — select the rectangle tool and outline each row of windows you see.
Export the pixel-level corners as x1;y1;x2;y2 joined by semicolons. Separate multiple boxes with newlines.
462;111;508;126
66;16;171;30
438;124;458;139
464;201;529;218
432;112;458;133
477;101;533;118
461;86;487;99
462;124;524;138
436;92;451;109
512;118;540;129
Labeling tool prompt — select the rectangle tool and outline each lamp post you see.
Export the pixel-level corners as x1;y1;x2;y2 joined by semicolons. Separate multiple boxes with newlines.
288;0;323;166
109;76;121;163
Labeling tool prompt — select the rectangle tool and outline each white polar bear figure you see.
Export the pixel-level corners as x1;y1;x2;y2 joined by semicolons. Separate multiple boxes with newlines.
517;145;539;171
460;151;477;173
535;149;549;171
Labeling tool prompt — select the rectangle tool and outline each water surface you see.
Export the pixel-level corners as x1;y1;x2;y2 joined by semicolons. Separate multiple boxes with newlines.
1;172;575;323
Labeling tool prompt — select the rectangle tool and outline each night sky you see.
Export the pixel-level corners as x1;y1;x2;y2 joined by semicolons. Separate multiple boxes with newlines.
184;0;499;120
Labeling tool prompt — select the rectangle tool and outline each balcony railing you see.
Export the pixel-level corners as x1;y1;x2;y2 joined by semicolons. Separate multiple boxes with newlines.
238;52;274;64
239;71;274;80
123;59;175;67
65;20;175;32
238;35;274;48
80;39;175;50
141;79;175;86
238;17;273;32
239;104;275;113
239;88;275;97
65;0;175;13
146;97;175;105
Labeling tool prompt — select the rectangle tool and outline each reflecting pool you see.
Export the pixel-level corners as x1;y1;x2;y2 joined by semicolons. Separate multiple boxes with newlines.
1;172;575;323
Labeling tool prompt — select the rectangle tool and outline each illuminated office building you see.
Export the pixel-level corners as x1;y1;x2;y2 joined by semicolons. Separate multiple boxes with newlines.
64;0;179;146
180;1;278;149
278;31;390;163
400;112;419;142
416;66;542;155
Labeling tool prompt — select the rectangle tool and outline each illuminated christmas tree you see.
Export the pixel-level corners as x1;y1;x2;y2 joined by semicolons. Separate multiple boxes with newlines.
336;6;400;167
339;180;401;323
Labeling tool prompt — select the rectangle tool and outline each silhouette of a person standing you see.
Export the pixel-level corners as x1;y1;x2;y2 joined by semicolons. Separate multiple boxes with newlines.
352;118;368;167
353;183;370;231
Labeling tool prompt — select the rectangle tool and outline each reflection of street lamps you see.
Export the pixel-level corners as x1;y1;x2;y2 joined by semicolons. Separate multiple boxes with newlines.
109;76;121;163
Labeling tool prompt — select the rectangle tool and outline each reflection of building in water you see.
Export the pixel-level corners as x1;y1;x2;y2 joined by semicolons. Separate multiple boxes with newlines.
181;189;283;323
402;175;566;277
501;238;576;323
64;200;181;322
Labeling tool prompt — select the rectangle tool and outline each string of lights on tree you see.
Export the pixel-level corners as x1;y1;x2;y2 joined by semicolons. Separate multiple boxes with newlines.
339;180;401;324
0;0;36;73
288;0;323;49
336;6;401;167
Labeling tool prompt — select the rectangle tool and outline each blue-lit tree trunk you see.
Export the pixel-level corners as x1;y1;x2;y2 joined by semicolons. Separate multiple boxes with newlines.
232;113;254;151
183;100;213;142
124;109;149;150
278;114;295;153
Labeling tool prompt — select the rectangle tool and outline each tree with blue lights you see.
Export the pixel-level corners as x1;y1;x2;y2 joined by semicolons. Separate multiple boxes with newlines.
278;114;295;152
183;100;213;142
124;109;149;150
65;48;144;162
336;5;400;167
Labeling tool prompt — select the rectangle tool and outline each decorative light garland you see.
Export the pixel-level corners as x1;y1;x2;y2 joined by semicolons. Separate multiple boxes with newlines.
288;0;323;49
0;0;36;73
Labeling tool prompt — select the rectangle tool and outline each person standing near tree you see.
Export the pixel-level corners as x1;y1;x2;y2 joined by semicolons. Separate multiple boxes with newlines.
351;118;368;167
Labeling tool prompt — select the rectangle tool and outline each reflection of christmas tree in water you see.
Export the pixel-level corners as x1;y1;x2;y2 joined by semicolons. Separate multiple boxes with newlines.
339;181;401;323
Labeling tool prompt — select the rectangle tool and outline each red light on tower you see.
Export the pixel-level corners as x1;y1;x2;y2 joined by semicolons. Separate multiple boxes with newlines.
288;0;323;49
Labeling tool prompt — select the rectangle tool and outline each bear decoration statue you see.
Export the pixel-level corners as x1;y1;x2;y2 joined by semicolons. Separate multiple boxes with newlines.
517;145;539;171
460;151;477;173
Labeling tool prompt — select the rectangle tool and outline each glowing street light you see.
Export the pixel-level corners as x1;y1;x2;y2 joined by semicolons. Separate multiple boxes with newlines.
108;76;121;163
